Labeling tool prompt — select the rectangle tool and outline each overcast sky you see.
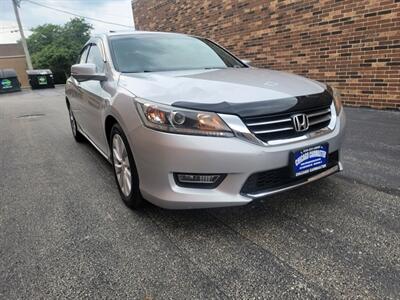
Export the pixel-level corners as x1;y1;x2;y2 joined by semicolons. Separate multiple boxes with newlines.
0;0;134;44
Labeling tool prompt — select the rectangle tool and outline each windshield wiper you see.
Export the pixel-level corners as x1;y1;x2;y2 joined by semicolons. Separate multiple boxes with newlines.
203;67;227;70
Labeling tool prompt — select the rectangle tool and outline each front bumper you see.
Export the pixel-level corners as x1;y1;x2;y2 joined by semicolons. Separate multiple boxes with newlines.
129;111;346;209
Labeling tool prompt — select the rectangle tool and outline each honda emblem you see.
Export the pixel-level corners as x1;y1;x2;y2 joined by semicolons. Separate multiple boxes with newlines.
292;114;309;132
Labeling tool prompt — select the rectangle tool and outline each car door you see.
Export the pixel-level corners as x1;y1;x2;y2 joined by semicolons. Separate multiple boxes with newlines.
79;42;110;151
69;45;90;129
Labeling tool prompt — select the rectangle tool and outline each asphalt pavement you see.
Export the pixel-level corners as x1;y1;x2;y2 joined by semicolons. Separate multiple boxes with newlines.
0;86;399;299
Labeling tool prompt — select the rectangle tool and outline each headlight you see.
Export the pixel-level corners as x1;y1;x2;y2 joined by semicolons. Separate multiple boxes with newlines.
136;99;234;137
327;85;343;115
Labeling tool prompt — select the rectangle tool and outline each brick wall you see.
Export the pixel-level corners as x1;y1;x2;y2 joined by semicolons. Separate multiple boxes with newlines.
132;0;399;109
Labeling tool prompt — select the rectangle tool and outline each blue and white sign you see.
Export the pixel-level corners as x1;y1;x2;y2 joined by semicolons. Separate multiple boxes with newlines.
293;144;328;177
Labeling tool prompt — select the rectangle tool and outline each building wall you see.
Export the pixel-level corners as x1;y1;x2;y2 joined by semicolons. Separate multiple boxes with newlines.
132;0;400;109
0;56;29;87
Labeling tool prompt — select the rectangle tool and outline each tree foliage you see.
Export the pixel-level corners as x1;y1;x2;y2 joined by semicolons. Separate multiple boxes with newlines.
27;18;93;83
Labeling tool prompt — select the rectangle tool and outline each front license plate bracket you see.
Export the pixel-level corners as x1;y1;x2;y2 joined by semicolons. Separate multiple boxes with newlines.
291;144;329;177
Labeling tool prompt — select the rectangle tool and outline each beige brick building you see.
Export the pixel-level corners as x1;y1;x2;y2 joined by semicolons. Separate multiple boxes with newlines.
132;0;400;109
0;43;29;87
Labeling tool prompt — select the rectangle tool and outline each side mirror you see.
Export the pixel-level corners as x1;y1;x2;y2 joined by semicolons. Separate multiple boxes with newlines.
241;59;252;66
71;63;107;82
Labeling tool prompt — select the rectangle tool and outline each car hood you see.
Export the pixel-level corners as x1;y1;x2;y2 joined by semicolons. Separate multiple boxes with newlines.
119;68;331;117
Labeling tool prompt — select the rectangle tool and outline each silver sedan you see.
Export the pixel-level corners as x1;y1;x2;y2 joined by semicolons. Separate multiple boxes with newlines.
65;31;345;209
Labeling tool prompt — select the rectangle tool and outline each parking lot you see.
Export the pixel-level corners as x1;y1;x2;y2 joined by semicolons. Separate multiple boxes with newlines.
0;86;399;299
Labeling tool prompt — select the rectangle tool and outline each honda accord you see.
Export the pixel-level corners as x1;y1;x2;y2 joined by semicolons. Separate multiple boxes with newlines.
65;31;345;209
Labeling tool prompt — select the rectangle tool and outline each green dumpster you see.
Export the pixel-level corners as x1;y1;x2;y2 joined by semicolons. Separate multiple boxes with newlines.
26;69;55;89
0;69;21;93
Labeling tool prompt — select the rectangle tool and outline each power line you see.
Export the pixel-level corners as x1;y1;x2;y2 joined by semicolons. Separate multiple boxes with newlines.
40;0;133;19
40;0;133;20
0;29;30;33
0;25;30;31
0;25;21;30
24;0;134;29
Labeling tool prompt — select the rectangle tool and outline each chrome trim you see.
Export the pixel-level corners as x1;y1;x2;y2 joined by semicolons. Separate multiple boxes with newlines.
247;118;291;126
308;108;330;118
255;103;336;146
220;103;338;147
219;114;264;146
292;113;309;132
327;102;337;130
253;126;293;134
244;163;341;199
77;125;111;162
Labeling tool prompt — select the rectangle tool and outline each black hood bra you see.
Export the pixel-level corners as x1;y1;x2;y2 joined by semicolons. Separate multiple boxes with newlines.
172;90;333;118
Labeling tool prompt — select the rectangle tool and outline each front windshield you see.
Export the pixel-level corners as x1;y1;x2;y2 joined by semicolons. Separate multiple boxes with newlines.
109;34;246;73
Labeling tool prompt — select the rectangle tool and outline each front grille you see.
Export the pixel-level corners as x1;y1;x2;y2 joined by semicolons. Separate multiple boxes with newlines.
241;151;339;195
242;105;332;142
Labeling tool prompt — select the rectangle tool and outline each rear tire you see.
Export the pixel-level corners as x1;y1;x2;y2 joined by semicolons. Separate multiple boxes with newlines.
110;123;143;209
68;108;85;143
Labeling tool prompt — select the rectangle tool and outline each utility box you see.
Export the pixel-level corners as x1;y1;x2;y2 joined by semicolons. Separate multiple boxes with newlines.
26;69;55;89
0;69;21;93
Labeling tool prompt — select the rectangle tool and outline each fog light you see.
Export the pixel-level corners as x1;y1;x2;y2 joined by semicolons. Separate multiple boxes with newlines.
174;173;226;189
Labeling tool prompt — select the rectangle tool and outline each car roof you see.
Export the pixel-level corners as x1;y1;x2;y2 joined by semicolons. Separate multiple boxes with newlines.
93;31;189;39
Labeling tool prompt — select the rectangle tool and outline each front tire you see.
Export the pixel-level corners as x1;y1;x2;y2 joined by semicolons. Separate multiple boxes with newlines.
110;124;143;209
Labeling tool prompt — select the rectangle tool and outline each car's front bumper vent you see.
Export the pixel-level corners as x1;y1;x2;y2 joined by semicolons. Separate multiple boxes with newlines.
241;151;339;196
242;105;332;143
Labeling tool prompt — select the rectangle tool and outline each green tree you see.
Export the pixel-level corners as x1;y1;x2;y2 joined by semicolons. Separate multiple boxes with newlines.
27;18;93;83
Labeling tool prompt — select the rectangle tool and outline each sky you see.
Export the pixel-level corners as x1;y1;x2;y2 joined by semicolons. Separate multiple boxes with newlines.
0;0;135;44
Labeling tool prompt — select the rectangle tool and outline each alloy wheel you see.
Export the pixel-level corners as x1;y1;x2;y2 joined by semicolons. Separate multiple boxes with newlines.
69;109;77;136
112;134;132;197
